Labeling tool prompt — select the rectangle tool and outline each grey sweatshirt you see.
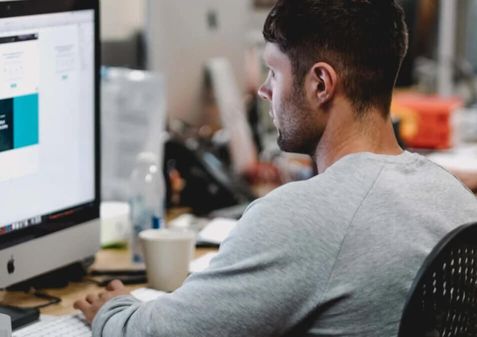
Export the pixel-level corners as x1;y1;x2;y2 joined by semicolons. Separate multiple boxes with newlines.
92;151;477;337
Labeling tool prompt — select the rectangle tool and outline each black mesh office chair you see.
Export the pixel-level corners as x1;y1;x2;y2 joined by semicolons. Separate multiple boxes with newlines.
398;222;477;337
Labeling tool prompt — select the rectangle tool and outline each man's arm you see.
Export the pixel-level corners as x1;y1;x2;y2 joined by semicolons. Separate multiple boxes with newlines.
76;193;337;337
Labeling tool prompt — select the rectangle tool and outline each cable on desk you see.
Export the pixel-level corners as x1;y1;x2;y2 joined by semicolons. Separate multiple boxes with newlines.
30;290;61;309
72;277;124;287
80;277;100;285
0;289;61;311
84;274;147;287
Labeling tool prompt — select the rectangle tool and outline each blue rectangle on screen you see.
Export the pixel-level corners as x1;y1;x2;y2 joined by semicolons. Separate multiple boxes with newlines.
13;94;39;149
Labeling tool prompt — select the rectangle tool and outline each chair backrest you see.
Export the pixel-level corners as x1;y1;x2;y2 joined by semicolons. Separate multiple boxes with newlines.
398;222;477;337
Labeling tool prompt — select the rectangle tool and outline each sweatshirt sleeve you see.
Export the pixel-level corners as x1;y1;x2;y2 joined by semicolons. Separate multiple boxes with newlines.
92;295;143;337
91;192;339;337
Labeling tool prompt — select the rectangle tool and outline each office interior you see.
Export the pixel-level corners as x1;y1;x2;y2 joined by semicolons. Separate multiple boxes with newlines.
99;0;477;215
1;0;477;331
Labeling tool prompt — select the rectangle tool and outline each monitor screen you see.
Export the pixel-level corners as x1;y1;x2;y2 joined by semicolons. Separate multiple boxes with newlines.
0;0;100;288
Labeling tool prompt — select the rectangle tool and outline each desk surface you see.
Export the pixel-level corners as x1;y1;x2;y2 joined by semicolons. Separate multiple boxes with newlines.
0;247;216;316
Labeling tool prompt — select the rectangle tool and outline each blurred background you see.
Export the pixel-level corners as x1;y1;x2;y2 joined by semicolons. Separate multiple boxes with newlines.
99;0;477;218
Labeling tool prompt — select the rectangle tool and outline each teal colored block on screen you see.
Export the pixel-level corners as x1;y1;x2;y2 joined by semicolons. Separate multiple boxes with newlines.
13;94;39;149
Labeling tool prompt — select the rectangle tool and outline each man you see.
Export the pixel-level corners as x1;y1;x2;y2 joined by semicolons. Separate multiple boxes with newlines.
76;1;477;336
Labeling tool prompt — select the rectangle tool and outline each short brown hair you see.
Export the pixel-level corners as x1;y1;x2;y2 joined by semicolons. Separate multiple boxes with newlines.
263;0;408;116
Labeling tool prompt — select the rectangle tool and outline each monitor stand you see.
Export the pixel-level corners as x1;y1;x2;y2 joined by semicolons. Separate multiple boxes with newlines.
7;256;95;291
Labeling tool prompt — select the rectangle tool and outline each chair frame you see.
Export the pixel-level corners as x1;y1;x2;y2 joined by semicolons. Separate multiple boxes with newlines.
398;222;477;337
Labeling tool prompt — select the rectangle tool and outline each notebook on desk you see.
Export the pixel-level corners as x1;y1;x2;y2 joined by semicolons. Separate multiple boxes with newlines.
196;218;237;246
169;214;238;246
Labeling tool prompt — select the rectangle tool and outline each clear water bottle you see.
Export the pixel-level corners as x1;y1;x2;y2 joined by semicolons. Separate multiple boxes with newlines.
129;151;165;263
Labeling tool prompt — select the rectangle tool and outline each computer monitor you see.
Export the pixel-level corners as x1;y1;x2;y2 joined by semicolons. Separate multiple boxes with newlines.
145;0;251;126
0;0;100;288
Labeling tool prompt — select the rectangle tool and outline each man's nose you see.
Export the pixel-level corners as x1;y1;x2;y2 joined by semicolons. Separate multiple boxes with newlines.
258;81;272;101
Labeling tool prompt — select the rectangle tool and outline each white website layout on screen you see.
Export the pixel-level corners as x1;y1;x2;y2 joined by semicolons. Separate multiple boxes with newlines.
0;10;95;231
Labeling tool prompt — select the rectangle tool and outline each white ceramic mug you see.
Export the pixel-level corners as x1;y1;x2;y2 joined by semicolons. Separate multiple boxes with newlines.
139;229;195;292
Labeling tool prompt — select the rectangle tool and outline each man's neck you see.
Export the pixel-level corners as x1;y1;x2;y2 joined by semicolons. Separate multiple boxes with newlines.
313;102;403;173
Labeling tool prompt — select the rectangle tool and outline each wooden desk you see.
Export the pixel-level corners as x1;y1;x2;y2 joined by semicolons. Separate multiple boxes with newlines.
0;247;216;316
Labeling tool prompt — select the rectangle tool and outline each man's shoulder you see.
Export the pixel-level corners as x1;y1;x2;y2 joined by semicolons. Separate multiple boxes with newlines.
255;156;387;210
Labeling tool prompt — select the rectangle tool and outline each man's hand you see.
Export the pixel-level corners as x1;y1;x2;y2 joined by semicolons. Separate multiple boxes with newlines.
73;279;130;324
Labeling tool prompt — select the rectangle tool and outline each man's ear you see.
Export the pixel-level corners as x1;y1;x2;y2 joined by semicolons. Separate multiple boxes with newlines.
306;62;337;106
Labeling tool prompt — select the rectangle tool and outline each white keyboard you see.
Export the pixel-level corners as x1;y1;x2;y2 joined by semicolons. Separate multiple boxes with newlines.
13;313;91;337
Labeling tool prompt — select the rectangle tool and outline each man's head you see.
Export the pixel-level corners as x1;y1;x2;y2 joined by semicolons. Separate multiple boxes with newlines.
263;0;408;115
258;0;408;155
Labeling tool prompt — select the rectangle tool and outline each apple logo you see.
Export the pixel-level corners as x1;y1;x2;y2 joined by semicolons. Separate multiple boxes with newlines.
7;256;14;274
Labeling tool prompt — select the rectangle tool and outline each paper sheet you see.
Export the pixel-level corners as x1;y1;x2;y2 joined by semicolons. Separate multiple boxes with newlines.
427;144;477;172
197;218;237;245
189;252;218;273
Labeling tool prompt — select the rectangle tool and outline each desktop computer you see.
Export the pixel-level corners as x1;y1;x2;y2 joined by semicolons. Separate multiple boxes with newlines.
0;0;101;289
145;0;251;126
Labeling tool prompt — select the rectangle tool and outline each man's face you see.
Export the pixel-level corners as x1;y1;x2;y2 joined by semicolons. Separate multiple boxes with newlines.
258;43;324;155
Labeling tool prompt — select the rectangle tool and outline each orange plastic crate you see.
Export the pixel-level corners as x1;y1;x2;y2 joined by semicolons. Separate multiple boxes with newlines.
391;93;462;149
